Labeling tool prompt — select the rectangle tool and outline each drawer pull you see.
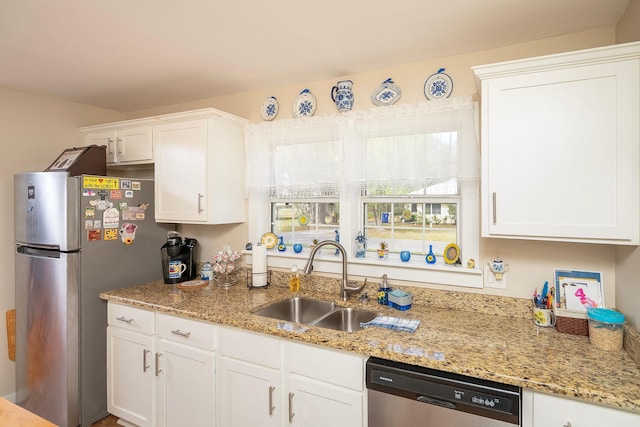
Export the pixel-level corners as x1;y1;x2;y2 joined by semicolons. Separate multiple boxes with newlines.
170;329;191;338
116;316;134;324
155;353;163;376
143;349;150;372
268;386;275;415
288;392;295;422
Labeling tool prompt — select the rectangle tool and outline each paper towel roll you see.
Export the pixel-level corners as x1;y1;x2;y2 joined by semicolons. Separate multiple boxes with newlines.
252;243;268;287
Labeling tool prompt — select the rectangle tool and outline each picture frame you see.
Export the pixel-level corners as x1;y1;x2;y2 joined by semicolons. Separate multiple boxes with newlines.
554;269;604;312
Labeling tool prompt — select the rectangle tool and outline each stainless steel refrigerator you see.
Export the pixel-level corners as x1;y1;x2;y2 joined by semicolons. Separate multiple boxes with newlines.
14;172;174;427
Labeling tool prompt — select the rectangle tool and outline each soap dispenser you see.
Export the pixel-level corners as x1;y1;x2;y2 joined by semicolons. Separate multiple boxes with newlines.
377;274;391;305
289;265;300;292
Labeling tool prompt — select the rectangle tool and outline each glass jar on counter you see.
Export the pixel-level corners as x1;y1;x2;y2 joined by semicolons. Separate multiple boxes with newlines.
587;308;625;351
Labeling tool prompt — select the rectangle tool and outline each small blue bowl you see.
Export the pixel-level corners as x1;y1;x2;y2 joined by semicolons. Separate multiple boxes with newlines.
400;251;411;262
293;243;303;253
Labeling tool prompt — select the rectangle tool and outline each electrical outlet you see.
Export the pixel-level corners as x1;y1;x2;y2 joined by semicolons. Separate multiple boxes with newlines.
484;266;508;289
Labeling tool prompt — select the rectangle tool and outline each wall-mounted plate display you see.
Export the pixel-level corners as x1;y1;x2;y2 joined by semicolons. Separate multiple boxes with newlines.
371;78;401;106
424;68;453;100
293;89;317;118
260;96;279;121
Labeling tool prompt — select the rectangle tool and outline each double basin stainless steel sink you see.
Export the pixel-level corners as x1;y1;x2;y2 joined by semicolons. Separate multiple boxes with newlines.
252;297;379;332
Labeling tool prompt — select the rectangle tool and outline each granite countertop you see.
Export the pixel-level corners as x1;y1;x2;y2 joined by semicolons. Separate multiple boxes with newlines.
100;275;640;414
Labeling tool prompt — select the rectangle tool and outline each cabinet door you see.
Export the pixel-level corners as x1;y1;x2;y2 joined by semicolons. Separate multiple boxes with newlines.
481;59;639;244
116;126;153;164
86;130;118;163
217;357;281;427
533;392;640;426
287;375;364;427
107;326;155;427
154;119;208;223
157;339;215;427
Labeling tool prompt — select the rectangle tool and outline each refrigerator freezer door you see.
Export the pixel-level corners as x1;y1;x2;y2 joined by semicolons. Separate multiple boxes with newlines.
14;172;80;252
15;246;80;427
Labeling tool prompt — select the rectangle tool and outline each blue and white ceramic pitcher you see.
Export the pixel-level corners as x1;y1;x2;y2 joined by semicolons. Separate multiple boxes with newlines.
331;80;354;111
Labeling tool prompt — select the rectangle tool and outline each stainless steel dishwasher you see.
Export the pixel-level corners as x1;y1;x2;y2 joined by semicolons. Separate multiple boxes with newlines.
366;357;521;426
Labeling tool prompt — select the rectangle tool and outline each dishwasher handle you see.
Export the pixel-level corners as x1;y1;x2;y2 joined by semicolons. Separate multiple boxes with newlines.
417;395;456;410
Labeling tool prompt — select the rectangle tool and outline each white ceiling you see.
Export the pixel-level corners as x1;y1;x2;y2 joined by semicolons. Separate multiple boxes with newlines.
0;0;630;112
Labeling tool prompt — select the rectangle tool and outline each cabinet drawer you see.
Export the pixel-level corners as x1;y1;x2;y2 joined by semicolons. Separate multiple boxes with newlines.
157;313;216;351
289;342;364;391
108;303;154;335
219;326;281;369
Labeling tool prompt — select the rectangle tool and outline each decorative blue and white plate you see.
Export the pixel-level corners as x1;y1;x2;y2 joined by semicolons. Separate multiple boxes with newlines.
371;78;401;106
260;96;279;121
293;89;316;118
424;68;453;100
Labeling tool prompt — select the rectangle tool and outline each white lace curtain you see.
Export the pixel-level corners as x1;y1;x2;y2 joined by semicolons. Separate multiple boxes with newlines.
245;96;479;198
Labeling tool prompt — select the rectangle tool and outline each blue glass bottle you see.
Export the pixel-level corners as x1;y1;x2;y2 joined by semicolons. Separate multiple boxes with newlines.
277;236;286;252
425;244;436;264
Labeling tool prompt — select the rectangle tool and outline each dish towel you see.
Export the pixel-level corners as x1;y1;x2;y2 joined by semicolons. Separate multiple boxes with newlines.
360;316;421;333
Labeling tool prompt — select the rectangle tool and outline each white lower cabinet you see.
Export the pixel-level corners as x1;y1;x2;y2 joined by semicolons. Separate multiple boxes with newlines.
217;326;366;427
107;303;216;427
107;303;156;427
287;342;365;427
531;391;640;427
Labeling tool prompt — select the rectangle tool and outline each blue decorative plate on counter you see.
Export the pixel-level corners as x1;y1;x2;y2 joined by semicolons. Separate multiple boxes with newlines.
424;68;453;100
293;89;316;118
371;78;401;106
260;96;279;121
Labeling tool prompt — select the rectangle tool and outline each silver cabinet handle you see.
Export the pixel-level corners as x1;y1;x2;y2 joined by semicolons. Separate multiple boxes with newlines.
492;192;497;224
107;137;115;155
170;329;191;338
197;193;204;213
268;386;275;416
116;316;134;324
155;353;163;376
143;349;150;372
288;392;295;423
116;137;123;155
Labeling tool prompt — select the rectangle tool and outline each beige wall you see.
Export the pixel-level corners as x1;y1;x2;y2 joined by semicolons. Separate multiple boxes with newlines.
616;0;640;43
1;87;122;398
126;27;620;302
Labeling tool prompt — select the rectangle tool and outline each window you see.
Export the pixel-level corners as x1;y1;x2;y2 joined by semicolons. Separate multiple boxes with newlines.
246;97;481;288
363;200;457;257
271;201;340;246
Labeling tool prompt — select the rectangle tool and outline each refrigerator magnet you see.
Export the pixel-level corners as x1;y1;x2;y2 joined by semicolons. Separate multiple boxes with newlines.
104;229;118;241
88;230;101;241
119;223;138;245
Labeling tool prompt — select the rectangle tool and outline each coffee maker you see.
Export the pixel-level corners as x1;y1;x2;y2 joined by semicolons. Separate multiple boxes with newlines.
160;231;199;284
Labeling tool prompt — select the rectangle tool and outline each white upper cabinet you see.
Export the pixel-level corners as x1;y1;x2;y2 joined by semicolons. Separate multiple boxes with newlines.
473;42;640;245
83;125;153;165
153;109;247;224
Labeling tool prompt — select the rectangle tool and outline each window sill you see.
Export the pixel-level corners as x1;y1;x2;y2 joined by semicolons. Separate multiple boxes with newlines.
243;250;483;289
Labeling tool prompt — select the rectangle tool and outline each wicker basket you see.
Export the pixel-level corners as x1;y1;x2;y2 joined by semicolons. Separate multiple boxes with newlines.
554;308;589;336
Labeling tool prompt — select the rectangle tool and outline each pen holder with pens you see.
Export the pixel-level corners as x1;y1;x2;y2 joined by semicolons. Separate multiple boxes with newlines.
533;303;555;327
